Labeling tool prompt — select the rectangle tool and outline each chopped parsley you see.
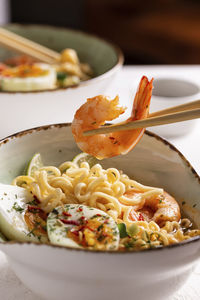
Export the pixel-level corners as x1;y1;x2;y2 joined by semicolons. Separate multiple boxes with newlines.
97;224;104;231
97;234;106;242
12;202;24;213
124;241;133;249
57;71;67;81
27;228;36;237
52;208;59;215
27;199;39;206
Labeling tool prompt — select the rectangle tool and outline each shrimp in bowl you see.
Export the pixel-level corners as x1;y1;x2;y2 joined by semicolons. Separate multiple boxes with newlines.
123;190;181;227
71;76;153;159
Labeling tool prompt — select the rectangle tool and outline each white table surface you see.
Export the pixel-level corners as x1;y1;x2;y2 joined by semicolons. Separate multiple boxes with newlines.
0;65;199;300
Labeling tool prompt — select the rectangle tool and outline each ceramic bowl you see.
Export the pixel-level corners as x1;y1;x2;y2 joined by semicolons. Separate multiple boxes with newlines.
0;24;123;138
149;77;200;138
0;124;199;300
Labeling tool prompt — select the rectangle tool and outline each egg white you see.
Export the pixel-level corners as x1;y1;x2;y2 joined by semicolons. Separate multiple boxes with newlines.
47;204;119;250
0;63;57;92
0;183;47;242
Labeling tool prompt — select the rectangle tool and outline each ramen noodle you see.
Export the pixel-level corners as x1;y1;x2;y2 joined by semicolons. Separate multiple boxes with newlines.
11;158;200;251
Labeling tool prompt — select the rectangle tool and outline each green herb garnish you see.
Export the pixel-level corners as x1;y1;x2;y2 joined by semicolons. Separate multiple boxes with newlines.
27;228;36;237
28;199;39;206
97;234;106;242
12;202;24;213
117;223;128;238
97;224;104;231
124;241;133;249
52;208;59;215
57;71;67;81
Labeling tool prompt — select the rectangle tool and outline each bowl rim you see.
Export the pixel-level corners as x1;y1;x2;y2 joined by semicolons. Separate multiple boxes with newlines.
0;23;124;94
0;123;199;254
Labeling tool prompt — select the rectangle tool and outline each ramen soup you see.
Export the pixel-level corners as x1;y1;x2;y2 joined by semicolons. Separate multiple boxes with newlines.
0;153;199;251
0;49;93;92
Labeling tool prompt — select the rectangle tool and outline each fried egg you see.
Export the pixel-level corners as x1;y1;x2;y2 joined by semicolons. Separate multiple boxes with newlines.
47;204;119;250
0;63;56;92
0;183;47;242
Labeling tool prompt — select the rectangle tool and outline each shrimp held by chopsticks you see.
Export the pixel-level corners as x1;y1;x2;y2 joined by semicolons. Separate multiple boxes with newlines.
71;76;153;159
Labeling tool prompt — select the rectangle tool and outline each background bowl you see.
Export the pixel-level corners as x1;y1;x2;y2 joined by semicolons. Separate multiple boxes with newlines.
0;124;199;300
0;24;123;138
149;77;200;138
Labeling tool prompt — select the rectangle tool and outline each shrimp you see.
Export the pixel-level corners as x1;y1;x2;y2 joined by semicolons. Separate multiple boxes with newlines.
128;191;181;227
71;76;153;159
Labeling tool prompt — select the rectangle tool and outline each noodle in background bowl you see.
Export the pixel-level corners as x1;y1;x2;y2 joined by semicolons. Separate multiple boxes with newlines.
0;124;199;300
0;24;123;139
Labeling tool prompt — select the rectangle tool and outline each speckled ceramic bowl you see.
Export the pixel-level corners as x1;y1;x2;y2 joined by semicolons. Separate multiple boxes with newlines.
0;24;123;139
0;124;199;300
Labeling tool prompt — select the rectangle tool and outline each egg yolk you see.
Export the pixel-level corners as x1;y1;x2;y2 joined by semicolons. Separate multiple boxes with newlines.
1;64;49;78
24;206;47;237
67;217;115;249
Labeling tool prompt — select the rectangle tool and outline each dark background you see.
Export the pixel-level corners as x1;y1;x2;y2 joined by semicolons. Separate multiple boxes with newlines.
10;0;200;65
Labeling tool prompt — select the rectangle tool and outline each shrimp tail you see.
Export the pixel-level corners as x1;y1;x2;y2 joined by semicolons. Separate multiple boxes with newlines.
131;76;154;121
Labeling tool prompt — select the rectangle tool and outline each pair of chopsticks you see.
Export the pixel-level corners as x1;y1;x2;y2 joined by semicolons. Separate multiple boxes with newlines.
83;99;200;136
0;27;60;64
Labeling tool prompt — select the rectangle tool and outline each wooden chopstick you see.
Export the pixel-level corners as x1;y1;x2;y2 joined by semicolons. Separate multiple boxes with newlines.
0;33;55;64
149;99;200;117
0;27;60;62
0;27;60;63
83;108;200;136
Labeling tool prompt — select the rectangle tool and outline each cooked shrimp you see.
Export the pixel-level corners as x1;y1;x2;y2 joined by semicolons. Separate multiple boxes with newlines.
128;191;181;227
71;76;153;159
